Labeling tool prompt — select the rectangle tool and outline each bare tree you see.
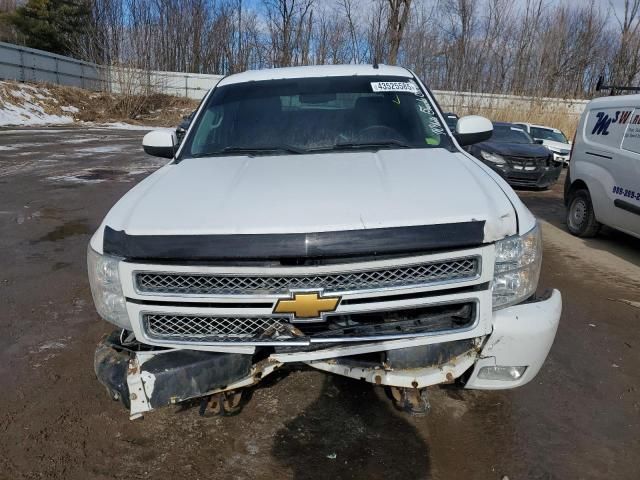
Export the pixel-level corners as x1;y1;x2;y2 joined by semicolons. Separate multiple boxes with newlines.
264;0;315;67
340;0;361;63
610;0;640;85
60;0;638;99
387;0;411;64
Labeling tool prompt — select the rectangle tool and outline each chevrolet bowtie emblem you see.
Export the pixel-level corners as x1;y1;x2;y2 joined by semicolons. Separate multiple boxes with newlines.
273;292;340;320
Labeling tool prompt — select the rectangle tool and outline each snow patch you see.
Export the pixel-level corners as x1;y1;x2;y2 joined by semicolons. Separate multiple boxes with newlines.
61;105;79;113
76;145;130;154
95;122;156;130
1;82;74;126
47;174;106;184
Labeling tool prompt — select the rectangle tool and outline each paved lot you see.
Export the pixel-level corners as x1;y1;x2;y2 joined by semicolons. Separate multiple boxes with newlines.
1;127;639;479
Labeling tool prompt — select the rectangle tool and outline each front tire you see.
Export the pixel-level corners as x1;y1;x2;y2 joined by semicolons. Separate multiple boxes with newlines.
566;189;601;237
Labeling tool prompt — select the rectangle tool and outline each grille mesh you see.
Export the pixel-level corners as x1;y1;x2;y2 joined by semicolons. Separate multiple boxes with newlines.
135;257;479;296
144;314;287;341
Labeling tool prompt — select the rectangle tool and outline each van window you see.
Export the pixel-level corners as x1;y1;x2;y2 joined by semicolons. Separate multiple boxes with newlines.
621;109;640;154
585;108;631;149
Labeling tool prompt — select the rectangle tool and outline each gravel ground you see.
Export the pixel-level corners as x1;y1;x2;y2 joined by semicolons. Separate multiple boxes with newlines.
1;127;639;479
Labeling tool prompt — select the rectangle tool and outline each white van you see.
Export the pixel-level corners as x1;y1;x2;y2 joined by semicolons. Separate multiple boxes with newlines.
565;94;640;238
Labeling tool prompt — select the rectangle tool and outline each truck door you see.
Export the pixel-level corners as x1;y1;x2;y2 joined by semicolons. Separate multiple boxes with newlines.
581;107;631;228
615;109;640;236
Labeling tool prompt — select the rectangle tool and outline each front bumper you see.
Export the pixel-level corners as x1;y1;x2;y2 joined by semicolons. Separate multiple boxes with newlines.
552;152;570;165
465;289;561;389
95;290;561;418
489;164;563;188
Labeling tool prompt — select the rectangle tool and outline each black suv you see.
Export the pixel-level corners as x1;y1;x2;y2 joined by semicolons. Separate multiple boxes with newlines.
466;122;562;189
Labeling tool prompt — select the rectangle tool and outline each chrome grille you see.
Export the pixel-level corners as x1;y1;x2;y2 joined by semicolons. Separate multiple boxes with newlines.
509;156;548;171
135;257;479;296
142;301;475;344
144;314;287;341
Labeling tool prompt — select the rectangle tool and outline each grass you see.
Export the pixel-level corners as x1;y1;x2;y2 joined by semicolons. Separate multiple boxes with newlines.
0;80;198;126
453;103;582;139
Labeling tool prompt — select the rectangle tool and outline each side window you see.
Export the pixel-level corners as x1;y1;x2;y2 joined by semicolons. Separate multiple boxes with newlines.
621;109;640;155
191;104;224;155
584;107;631;150
414;97;445;145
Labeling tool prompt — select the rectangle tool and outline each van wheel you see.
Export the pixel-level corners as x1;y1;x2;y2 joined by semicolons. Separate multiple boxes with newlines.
566;189;601;237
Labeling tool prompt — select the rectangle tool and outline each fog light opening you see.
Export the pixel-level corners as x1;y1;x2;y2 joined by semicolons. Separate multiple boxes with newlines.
478;365;527;381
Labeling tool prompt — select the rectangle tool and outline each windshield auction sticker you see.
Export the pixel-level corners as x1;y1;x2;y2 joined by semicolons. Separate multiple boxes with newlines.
371;82;418;94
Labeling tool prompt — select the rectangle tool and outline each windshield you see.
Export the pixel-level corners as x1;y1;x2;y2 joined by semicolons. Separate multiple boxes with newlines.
530;127;568;143
180;76;453;158
490;125;534;144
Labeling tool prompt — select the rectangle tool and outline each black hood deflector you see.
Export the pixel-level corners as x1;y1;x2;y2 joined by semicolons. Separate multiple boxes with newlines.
103;221;486;261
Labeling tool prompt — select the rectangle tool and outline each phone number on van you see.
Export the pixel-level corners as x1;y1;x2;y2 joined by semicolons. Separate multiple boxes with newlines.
612;185;640;201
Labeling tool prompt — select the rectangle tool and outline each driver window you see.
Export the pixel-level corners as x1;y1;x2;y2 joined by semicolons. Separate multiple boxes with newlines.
191;105;224;155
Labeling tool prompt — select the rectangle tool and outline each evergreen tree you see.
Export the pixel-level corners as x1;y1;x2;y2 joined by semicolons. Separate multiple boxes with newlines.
8;0;90;55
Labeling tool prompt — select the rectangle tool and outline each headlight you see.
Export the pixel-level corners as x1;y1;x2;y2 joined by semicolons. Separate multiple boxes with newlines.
492;224;542;310
87;246;131;329
480;151;506;164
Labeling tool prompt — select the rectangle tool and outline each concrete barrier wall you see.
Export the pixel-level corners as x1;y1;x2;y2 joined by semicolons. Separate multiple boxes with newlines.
0;41;106;90
0;42;589;112
0;42;222;98
433;89;589;117
108;67;222;99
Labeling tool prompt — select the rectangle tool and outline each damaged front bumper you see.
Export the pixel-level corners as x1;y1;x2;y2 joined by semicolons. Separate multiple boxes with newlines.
95;290;561;419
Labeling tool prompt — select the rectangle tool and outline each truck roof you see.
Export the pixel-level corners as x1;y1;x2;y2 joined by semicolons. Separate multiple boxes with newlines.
217;64;414;87
515;122;560;132
588;93;640;108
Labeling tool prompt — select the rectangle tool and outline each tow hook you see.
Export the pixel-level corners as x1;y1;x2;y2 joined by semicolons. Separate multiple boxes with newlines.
198;390;245;417
389;387;430;416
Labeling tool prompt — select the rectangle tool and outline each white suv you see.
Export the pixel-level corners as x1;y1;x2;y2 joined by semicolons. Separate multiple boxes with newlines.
88;65;561;419
515;122;572;165
565;94;640;238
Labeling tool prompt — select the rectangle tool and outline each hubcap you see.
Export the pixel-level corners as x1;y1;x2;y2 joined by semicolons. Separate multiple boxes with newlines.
569;198;587;229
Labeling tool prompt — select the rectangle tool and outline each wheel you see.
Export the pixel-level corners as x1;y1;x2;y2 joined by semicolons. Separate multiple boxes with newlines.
387;387;431;416
566;189;601;237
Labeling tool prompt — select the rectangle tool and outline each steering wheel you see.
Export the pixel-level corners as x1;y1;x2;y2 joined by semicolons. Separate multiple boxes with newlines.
357;125;405;142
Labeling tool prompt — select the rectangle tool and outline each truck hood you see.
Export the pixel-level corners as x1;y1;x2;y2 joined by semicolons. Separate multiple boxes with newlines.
541;139;571;153
474;141;551;158
99;149;517;246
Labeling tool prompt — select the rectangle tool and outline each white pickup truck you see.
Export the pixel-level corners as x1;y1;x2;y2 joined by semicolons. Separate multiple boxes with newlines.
89;65;561;419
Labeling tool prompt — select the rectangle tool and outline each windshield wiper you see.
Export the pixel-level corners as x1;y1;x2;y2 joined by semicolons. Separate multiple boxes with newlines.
310;140;415;152
191;144;306;157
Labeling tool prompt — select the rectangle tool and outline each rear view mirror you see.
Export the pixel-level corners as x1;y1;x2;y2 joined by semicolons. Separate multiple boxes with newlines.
454;115;493;146
143;130;177;158
300;93;336;103
534;139;544;144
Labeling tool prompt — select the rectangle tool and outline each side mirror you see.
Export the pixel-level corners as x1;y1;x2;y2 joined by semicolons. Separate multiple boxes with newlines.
455;115;493;146
143;130;177;159
534;139;544;144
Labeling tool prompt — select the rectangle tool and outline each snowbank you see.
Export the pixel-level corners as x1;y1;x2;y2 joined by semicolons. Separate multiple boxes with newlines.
0;80;196;128
0;82;75;126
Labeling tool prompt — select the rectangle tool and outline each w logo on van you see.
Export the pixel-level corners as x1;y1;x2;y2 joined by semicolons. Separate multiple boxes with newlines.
592;112;611;136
